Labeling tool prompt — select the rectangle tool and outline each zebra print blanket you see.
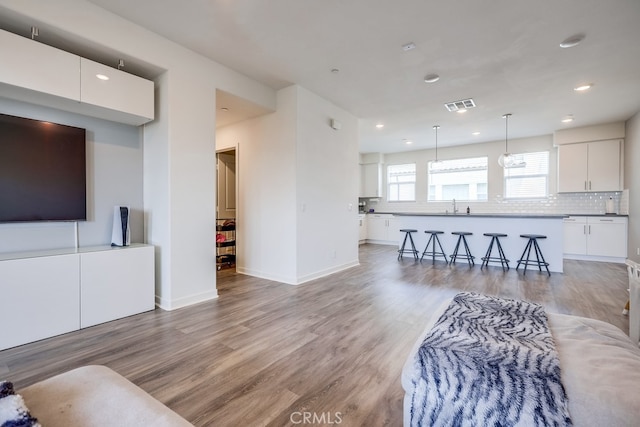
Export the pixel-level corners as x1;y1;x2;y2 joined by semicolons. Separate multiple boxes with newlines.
408;293;572;426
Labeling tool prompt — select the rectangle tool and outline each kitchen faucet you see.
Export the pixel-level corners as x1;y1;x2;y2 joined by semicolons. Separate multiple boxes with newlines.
452;198;458;214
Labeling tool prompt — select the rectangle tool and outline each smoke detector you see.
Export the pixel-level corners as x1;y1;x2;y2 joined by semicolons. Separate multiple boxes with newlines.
444;98;476;112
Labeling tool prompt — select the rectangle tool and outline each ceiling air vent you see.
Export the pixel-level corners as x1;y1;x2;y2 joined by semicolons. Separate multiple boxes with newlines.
444;98;476;112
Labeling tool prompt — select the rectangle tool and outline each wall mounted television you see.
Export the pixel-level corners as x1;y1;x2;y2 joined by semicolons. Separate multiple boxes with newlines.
0;113;87;222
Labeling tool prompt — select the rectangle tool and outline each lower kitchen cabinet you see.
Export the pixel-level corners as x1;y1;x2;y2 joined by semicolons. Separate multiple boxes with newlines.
366;214;398;244
563;216;627;261
358;214;367;244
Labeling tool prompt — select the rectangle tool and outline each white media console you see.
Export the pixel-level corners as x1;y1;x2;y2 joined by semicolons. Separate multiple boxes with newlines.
0;244;155;350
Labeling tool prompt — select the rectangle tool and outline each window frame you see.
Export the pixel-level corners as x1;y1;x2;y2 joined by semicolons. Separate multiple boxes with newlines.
427;156;489;202
387;163;416;202
503;151;550;200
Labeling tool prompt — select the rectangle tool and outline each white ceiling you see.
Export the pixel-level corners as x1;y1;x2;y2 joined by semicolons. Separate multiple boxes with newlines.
7;1;640;153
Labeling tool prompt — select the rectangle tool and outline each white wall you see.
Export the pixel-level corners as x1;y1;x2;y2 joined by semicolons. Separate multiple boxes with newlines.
163;68;218;308
217;87;299;283
0;0;277;309
217;85;359;284
370;134;558;213
367;133;630;216
0;98;143;253
626;111;640;262
295;86;359;281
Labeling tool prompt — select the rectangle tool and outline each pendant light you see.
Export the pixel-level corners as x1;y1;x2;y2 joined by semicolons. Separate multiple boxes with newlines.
498;113;513;168
431;125;442;171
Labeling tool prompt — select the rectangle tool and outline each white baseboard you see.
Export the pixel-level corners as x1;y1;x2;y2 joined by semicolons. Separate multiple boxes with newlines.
155;289;219;311
365;239;398;246
235;267;298;285
563;254;627;264
295;260;360;285
237;259;360;286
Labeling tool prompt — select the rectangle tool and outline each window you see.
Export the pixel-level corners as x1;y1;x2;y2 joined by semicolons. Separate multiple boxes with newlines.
503;151;549;199
428;157;488;201
387;163;416;201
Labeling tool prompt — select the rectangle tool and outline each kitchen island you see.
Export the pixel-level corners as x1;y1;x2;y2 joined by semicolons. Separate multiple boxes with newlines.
387;212;566;273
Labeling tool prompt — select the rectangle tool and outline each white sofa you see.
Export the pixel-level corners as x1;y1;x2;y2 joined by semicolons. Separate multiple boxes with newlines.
16;365;192;426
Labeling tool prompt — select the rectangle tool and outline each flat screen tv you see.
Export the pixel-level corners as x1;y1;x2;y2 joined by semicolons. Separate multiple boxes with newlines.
0;113;87;222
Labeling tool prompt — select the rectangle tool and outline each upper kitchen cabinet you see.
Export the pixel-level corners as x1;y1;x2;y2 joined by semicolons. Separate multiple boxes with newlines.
0;29;154;126
0;29;80;102
557;139;622;192
360;153;384;198
80;58;154;125
360;163;382;197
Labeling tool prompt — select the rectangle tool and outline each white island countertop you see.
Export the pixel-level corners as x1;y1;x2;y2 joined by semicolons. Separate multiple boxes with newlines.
388;213;565;273
386;212;567;219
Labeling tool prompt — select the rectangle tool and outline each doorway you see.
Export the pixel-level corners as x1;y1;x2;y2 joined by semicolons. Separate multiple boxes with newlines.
216;148;237;272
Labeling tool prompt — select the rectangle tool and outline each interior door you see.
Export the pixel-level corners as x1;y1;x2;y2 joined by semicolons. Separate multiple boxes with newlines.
217;149;236;220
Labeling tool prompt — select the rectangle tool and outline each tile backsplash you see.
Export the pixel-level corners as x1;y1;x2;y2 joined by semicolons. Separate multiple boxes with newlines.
483;191;627;215
362;190;629;215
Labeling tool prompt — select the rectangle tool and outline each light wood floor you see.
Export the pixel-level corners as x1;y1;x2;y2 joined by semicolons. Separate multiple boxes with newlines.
0;244;629;426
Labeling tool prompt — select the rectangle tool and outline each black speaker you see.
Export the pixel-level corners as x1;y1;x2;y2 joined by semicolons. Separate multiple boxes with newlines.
111;206;130;246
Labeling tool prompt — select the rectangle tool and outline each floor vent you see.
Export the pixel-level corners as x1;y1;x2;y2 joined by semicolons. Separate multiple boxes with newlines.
444;98;476;112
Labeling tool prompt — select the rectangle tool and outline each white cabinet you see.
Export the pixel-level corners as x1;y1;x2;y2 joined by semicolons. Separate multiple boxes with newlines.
587;217;627;258
0;29;80;101
563;216;627;260
366;214;398;244
80;245;155;328
0;253;80;350
360;163;382;197
0;244;155;350
0;29;154;126
563;217;587;255
558;140;622;192
558;144;588;193
358;214;367;244
80;58;155;125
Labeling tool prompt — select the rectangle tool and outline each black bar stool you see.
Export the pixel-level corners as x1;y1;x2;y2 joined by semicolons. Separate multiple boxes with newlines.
516;234;550;276
420;230;448;264
450;231;474;266
397;229;419;260
481;233;509;271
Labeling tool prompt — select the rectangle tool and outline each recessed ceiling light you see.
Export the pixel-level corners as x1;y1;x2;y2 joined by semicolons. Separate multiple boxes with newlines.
96;74;109;81
472;131;481;136
424;74;440;83
331;68;340;74
574;84;593;91
560;34;585;48
405;140;413;145
456;109;467;114
375;123;384;129
562;115;574;123
220;107;229;112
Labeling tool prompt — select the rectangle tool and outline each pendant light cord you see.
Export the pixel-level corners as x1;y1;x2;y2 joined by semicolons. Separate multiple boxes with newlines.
503;113;511;152
433;125;440;162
